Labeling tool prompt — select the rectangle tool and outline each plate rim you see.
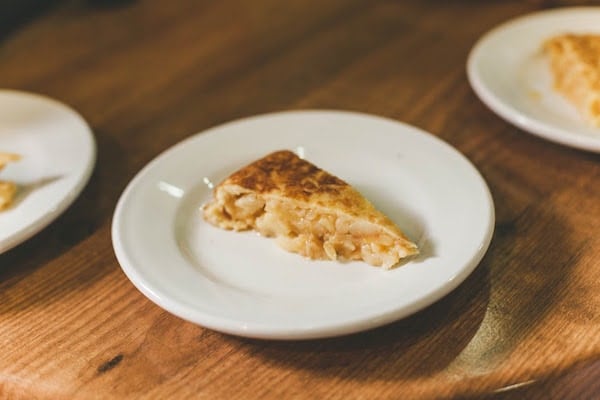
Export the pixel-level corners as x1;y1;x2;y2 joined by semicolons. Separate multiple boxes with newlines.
0;89;97;254
111;109;495;340
466;6;600;153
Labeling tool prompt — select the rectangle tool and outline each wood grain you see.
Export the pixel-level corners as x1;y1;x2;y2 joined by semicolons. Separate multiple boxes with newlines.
1;0;600;399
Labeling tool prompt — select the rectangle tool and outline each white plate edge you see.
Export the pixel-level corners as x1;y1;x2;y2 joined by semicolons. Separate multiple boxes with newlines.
466;7;600;153
111;109;496;339
0;90;97;254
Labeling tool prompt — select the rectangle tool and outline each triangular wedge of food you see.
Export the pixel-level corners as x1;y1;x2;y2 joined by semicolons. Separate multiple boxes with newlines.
544;33;600;126
203;150;418;269
0;152;20;210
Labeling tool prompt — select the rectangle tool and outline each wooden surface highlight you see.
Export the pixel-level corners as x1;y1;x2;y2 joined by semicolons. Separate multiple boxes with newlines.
1;1;599;398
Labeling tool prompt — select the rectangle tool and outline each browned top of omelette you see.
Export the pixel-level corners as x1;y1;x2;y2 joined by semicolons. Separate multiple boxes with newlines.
226;150;346;197
215;150;404;235
544;34;600;90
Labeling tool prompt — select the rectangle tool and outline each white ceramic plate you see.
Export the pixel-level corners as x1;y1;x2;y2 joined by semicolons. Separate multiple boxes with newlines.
0;90;96;254
112;111;494;340
467;7;600;153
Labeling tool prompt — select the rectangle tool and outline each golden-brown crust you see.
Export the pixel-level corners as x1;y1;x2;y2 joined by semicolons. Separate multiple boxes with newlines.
544;33;600;125
0;181;17;210
545;34;600;71
0;152;20;211
216;150;396;227
226;151;348;199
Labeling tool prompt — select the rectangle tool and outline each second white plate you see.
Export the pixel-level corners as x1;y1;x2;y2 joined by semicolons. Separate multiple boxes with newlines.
0;90;96;254
112;110;494;339
467;7;600;153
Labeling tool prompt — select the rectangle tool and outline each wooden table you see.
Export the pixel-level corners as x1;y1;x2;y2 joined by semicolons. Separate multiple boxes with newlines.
1;1;599;398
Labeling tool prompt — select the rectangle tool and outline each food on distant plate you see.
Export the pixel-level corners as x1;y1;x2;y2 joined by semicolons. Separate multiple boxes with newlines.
544;33;600;126
0;152;20;210
0;181;17;210
0;152;20;166
203;150;419;269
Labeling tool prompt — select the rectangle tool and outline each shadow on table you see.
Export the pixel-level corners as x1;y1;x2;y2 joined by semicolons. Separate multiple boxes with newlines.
85;0;137;8
0;0;137;39
232;257;491;380
485;357;600;400
0;0;59;39
228;195;580;384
